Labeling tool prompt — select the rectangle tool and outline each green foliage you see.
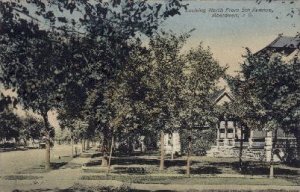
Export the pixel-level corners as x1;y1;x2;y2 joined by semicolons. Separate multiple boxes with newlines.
0;0;187;143
0;111;21;141
227;48;300;164
0;94;45;142
19;116;44;141
0;94;21;141
228;49;300;133
181;44;226;129
0;29;66;125
146;31;190;133
180;129;216;155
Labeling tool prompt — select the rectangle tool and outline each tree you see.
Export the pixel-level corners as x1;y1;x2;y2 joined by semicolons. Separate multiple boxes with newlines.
19;116;44;146
0;94;21;143
82;38;153;167
228;49;300;178
0;0;187;170
215;97;251;170
181;44;225;176
57;76;87;157
288;57;300;163
146;31;189;171
0;96;22;143
0;20;67;169
0;112;22;143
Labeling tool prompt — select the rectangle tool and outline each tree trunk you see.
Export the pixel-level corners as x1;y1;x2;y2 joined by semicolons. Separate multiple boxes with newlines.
85;139;89;150
239;126;244;171
107;136;114;174
82;139;85;152
186;130;192;177
71;135;74;158
101;154;108;167
23;138;28;147
159;131;165;172
171;143;174;160
42;112;51;170
295;128;300;161
270;129;278;179
45;132;51;170
101;136;109;167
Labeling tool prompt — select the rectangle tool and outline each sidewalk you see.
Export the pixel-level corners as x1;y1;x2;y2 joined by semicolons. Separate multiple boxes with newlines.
1;153;299;192
75;181;300;191
0;156;91;192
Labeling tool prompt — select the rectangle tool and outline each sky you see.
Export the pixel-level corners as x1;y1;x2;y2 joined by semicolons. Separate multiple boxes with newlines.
159;0;300;74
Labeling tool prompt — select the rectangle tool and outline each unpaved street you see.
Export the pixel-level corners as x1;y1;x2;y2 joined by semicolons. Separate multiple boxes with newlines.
0;145;78;175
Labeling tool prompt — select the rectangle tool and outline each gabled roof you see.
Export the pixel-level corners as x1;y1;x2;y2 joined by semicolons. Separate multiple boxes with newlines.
267;35;300;49
257;34;300;57
211;88;234;105
210;88;226;102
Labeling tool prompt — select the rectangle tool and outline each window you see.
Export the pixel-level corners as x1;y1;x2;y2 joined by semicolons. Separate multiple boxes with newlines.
227;129;233;133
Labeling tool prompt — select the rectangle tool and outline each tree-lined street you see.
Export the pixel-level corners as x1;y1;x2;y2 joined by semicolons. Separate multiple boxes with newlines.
0;0;299;191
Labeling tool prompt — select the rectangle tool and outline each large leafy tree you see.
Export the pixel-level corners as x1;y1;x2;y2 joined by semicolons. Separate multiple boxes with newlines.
228;49;300;178
0;94;21;142
146;31;189;171
19;116;44;146
215;96;256;170
83;38;152;167
0;0;187;169
0;112;22;142
0;29;67;169
57;69;87;157
181;44;225;176
288;56;300;163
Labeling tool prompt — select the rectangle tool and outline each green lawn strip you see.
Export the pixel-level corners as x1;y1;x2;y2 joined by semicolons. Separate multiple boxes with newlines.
17;156;73;174
284;177;300;185
84;158;297;176
3;175;42;180
80;174;297;186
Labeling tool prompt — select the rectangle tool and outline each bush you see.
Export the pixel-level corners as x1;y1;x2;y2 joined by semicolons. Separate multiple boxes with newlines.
0;142;16;148
180;128;216;155
69;183;133;192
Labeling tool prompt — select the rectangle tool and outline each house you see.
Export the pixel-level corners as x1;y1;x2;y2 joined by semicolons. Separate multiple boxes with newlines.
256;34;300;63
207;35;299;162
163;131;181;155
207;88;297;162
144;35;299;159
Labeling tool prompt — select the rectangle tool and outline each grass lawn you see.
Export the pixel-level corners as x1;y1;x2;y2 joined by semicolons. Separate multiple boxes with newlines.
16;155;74;174
80;174;299;186
84;156;300;176
81;155;300;187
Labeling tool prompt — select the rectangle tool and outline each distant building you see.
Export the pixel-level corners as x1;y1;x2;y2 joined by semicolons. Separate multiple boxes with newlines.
163;131;181;155
128;132;181;155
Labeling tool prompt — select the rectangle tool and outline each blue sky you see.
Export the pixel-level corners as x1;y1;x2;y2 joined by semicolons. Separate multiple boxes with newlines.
159;0;300;74
6;0;299;75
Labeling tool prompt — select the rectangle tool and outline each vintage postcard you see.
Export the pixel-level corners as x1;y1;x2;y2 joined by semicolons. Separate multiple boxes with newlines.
0;0;299;191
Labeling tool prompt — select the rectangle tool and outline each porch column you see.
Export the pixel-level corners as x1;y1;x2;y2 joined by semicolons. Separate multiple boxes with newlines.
216;123;220;148
224;120;229;146
232;121;236;146
265;131;273;162
248;130;254;148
